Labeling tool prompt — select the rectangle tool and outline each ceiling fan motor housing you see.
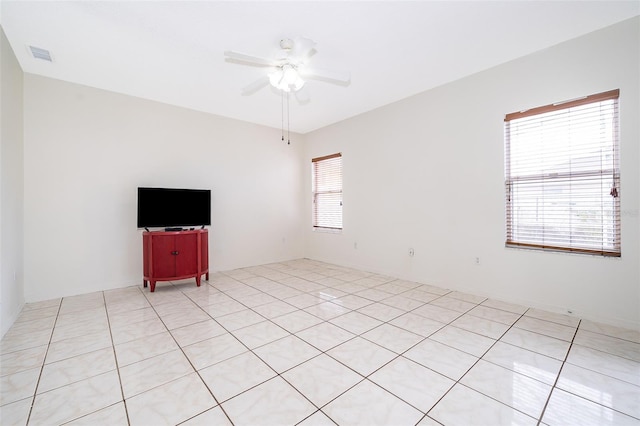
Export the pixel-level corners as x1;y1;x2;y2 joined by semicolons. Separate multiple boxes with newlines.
279;38;294;50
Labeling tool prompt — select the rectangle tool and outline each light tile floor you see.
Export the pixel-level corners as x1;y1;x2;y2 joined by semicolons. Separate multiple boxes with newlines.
1;259;639;425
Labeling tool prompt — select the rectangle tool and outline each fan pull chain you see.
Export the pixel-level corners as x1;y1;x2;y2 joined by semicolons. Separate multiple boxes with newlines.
281;90;284;142
287;92;291;145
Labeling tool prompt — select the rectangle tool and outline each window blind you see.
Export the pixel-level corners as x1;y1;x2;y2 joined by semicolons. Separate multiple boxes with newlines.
312;153;343;230
504;89;620;256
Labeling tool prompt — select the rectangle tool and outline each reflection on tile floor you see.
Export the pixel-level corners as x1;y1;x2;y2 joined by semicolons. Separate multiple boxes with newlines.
1;259;639;425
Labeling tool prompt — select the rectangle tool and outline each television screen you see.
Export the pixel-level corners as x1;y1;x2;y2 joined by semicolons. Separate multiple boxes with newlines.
137;187;211;229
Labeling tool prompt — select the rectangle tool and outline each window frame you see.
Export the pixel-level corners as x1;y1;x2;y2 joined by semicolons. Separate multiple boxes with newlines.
312;152;343;231
504;89;621;257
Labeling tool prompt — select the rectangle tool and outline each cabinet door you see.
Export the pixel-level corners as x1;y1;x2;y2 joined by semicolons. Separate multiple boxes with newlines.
143;234;151;277
201;232;209;270
152;235;176;278
175;233;198;276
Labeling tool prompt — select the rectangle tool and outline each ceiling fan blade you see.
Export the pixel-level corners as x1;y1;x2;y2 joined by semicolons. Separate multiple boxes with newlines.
241;76;270;96
300;67;351;86
224;50;280;67
295;85;311;105
291;37;317;61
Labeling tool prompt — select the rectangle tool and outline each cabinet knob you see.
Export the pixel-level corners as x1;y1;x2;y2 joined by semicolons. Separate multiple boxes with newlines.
171;251;179;255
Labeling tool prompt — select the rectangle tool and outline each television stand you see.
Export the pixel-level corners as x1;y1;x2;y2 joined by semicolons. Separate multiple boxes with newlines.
142;229;209;292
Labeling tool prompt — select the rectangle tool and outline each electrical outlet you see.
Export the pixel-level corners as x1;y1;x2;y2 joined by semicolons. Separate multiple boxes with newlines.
475;257;480;265
354;242;358;249
409;248;415;257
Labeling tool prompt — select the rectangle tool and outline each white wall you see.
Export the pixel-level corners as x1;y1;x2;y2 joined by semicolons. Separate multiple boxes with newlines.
23;75;305;302
304;17;640;329
0;26;25;337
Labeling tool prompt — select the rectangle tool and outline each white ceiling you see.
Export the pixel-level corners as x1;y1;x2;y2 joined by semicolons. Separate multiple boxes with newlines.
2;1;638;134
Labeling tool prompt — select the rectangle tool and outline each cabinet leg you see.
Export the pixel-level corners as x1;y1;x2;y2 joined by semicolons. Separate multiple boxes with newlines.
143;280;147;288
196;275;201;287
206;272;209;281
150;281;156;292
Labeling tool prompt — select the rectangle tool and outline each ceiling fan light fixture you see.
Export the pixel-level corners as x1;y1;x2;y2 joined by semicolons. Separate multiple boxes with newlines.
226;36;349;97
268;65;305;92
268;70;287;90
291;78;305;92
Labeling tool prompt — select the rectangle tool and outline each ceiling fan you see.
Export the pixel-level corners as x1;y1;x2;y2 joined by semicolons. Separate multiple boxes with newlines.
224;37;351;101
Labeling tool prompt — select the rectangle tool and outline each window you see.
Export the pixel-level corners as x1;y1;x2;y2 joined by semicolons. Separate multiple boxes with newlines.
312;153;342;230
504;89;620;256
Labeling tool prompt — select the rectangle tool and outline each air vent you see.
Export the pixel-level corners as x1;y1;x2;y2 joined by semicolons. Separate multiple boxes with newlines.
29;45;52;62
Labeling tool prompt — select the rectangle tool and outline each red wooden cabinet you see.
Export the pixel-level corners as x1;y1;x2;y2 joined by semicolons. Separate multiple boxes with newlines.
142;229;209;292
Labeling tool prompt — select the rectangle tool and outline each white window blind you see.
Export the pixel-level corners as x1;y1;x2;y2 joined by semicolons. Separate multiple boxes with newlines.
504;89;620;257
312;153;342;230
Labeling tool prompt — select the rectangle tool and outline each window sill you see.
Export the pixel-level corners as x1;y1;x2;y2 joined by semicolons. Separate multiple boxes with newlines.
505;243;621;258
313;227;342;234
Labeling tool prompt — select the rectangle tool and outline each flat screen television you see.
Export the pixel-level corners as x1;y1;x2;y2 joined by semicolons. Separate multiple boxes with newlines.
137;187;211;229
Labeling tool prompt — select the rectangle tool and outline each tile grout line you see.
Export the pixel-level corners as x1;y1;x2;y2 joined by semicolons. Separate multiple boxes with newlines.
37;293;136;424
141;281;235;426
24;299;63;426
568;339;640;365
536;318;582;425
536;319;640;422
102;290;132;426
420;307;531;425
